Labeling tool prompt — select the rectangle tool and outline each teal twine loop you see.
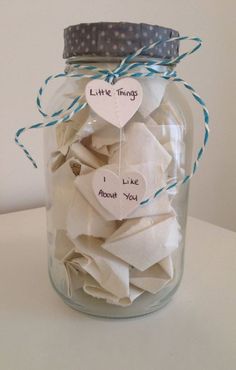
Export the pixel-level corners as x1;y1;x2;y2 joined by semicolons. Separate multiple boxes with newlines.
15;36;209;203
105;72;117;84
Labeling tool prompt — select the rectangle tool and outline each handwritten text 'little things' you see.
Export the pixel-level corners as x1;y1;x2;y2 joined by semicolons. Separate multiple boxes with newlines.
89;87;139;101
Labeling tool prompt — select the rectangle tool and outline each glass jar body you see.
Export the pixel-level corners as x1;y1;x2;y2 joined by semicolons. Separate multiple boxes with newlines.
44;58;193;318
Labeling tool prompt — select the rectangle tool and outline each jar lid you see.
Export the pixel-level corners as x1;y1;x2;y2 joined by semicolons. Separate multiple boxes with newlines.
63;22;179;60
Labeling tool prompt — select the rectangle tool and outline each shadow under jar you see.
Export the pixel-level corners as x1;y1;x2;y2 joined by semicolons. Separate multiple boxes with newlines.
44;22;193;318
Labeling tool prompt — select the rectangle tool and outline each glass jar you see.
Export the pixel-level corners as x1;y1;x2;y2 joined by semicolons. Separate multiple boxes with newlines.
44;22;194;318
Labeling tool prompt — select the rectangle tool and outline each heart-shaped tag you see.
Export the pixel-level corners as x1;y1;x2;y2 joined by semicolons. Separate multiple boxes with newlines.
85;78;143;128
92;169;146;220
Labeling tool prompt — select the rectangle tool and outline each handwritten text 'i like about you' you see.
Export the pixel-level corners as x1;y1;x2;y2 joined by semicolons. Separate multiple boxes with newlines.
92;169;146;220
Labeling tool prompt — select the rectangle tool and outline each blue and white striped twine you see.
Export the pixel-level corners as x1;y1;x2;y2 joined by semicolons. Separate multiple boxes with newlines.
15;36;209;205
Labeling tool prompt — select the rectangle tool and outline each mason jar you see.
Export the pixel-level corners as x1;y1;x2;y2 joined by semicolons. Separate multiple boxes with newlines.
44;22;193;318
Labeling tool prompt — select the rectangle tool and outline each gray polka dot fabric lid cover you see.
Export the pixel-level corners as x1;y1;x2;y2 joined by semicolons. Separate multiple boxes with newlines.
63;22;179;60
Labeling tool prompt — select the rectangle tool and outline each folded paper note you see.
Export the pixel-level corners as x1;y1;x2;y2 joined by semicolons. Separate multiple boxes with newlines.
164;140;185;179
64;262;85;297
91;123;125;150
145;118;185;145
56;107;89;155
108;122;172;171
139;75;169;117
130;256;174;293
51;151;66;172
102;214;181;271
51;159;76;229
72;235;130;298
150;98;183;127
54;229;75;262
74;112;109;142
83;275;143;307
67;142;105;168
66;190;117;239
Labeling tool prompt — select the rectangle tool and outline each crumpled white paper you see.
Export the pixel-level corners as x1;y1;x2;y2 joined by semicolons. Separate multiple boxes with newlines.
145;117;185;144
66;190;117;239
102;213;181;271
83;275;143;306
51;151;66;172
64;262;85;297
51;159;76;229
145;118;186;181
67;141;105;168
53;230;144;304
53;229;84;297
109;122;172;172
164;140;185;179
150;97;184;127
70;235;130;299
54;229;75;262
130;255;174;293
56;108;89;155
73;112;109;142
139;76;169;117
91;119;125;149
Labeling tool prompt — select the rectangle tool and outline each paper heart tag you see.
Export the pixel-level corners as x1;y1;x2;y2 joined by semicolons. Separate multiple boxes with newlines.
92;169;146;220
85;78;143;128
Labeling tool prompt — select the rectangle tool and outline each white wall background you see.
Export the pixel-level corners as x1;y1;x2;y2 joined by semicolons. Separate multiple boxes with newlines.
0;0;235;231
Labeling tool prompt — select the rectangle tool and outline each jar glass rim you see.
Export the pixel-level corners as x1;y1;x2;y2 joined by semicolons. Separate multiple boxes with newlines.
65;55;175;68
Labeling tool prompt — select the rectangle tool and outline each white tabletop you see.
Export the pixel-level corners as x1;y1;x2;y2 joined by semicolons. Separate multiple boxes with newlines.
0;207;235;370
